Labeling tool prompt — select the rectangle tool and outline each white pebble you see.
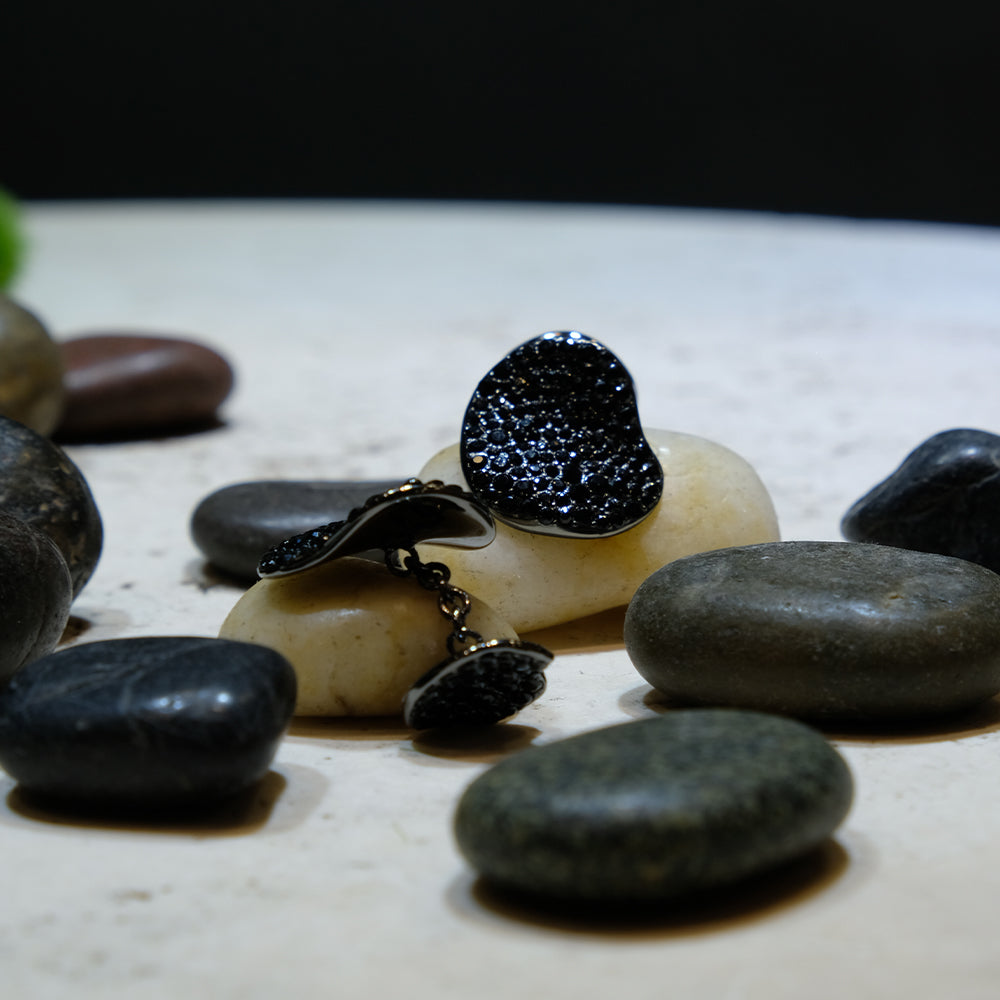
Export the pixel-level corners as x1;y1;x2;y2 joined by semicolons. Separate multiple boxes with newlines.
416;428;780;632
219;556;518;716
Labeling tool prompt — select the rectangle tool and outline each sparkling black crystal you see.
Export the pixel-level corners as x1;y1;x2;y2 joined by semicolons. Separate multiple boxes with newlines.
460;331;662;537
403;639;551;730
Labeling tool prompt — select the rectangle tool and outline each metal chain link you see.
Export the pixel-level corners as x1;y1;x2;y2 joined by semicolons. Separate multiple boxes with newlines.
384;546;484;656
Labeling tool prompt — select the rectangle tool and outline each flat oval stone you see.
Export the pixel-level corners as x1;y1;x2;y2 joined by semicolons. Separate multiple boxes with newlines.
0;414;103;597
842;428;1000;573
625;540;1000;721
0;637;297;806
54;333;234;440
220;556;518;716
417;428;780;632
0;510;73;684
0;295;65;435
191;479;407;581
454;710;852;902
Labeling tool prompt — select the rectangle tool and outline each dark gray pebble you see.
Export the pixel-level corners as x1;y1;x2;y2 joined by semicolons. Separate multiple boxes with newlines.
0;637;297;806
625;540;1000;722
190;479;406;580
454;710;852;902
842;428;1000;573
0;510;73;683
0;414;103;597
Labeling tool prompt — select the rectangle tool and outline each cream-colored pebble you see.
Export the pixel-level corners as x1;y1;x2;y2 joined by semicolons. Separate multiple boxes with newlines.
416;428;780;633
219;556;518;716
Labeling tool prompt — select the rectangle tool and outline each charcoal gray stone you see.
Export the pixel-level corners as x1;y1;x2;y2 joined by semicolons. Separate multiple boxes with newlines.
0;637;297;806
0;510;73;683
842;428;1000;573
190;479;406;580
0;414;103;597
454;709;852;902
625;540;1000;722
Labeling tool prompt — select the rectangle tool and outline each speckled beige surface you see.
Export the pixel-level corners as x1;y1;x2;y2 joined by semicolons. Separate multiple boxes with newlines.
5;201;1000;999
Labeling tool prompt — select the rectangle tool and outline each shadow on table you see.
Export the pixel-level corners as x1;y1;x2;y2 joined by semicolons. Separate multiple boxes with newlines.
409;724;542;765
523;606;626;655
447;839;850;938
55;416;229;445
182;557;255;593
288;715;414;741
0;763;326;836
289;714;542;765
622;684;1000;745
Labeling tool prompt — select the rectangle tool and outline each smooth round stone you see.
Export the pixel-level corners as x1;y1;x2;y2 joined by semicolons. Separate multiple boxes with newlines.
0;510;73;684
454;710;853;902
0;295;65;435
0;637;297;806
54;333;234;440
0;414;103;597
416;428;780;632
625;540;1000;721
191;478;406;581
220;556;518;716
842;428;1000;573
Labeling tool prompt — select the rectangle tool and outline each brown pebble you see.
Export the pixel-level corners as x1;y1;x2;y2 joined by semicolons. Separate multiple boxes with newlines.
54;333;234;440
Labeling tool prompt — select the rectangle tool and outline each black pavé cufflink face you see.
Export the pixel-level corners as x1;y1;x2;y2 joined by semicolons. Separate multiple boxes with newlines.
403;638;551;731
460;331;662;538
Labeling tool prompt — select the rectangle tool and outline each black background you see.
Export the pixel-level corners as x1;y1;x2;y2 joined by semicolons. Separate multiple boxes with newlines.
5;2;999;224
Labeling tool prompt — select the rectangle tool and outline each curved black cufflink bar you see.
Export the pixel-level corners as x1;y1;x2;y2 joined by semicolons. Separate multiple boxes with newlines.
256;479;496;579
256;479;552;731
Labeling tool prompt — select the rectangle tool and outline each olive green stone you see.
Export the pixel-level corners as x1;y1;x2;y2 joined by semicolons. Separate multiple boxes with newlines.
625;540;1000;722
454;710;852;902
0;295;65;435
0;415;103;597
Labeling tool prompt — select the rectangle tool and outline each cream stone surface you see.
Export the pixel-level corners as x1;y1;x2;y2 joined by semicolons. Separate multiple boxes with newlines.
219;556;518;716
417;429;780;631
6;202;1000;1000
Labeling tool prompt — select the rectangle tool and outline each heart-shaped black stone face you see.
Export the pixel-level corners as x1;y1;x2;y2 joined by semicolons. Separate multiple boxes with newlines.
257;479;495;578
403;639;551;730
460;331;663;537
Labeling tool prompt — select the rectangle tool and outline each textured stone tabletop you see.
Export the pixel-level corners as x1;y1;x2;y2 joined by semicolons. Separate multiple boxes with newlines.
5;200;1000;999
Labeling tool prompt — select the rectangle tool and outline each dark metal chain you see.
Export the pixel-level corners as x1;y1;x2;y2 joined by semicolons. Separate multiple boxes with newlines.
385;546;484;656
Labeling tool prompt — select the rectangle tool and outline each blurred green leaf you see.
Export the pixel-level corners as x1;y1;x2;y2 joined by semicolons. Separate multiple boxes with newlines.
0;187;25;291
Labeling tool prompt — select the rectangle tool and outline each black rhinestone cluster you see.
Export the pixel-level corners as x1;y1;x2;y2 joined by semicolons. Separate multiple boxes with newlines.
407;648;547;730
257;521;345;576
461;331;662;536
